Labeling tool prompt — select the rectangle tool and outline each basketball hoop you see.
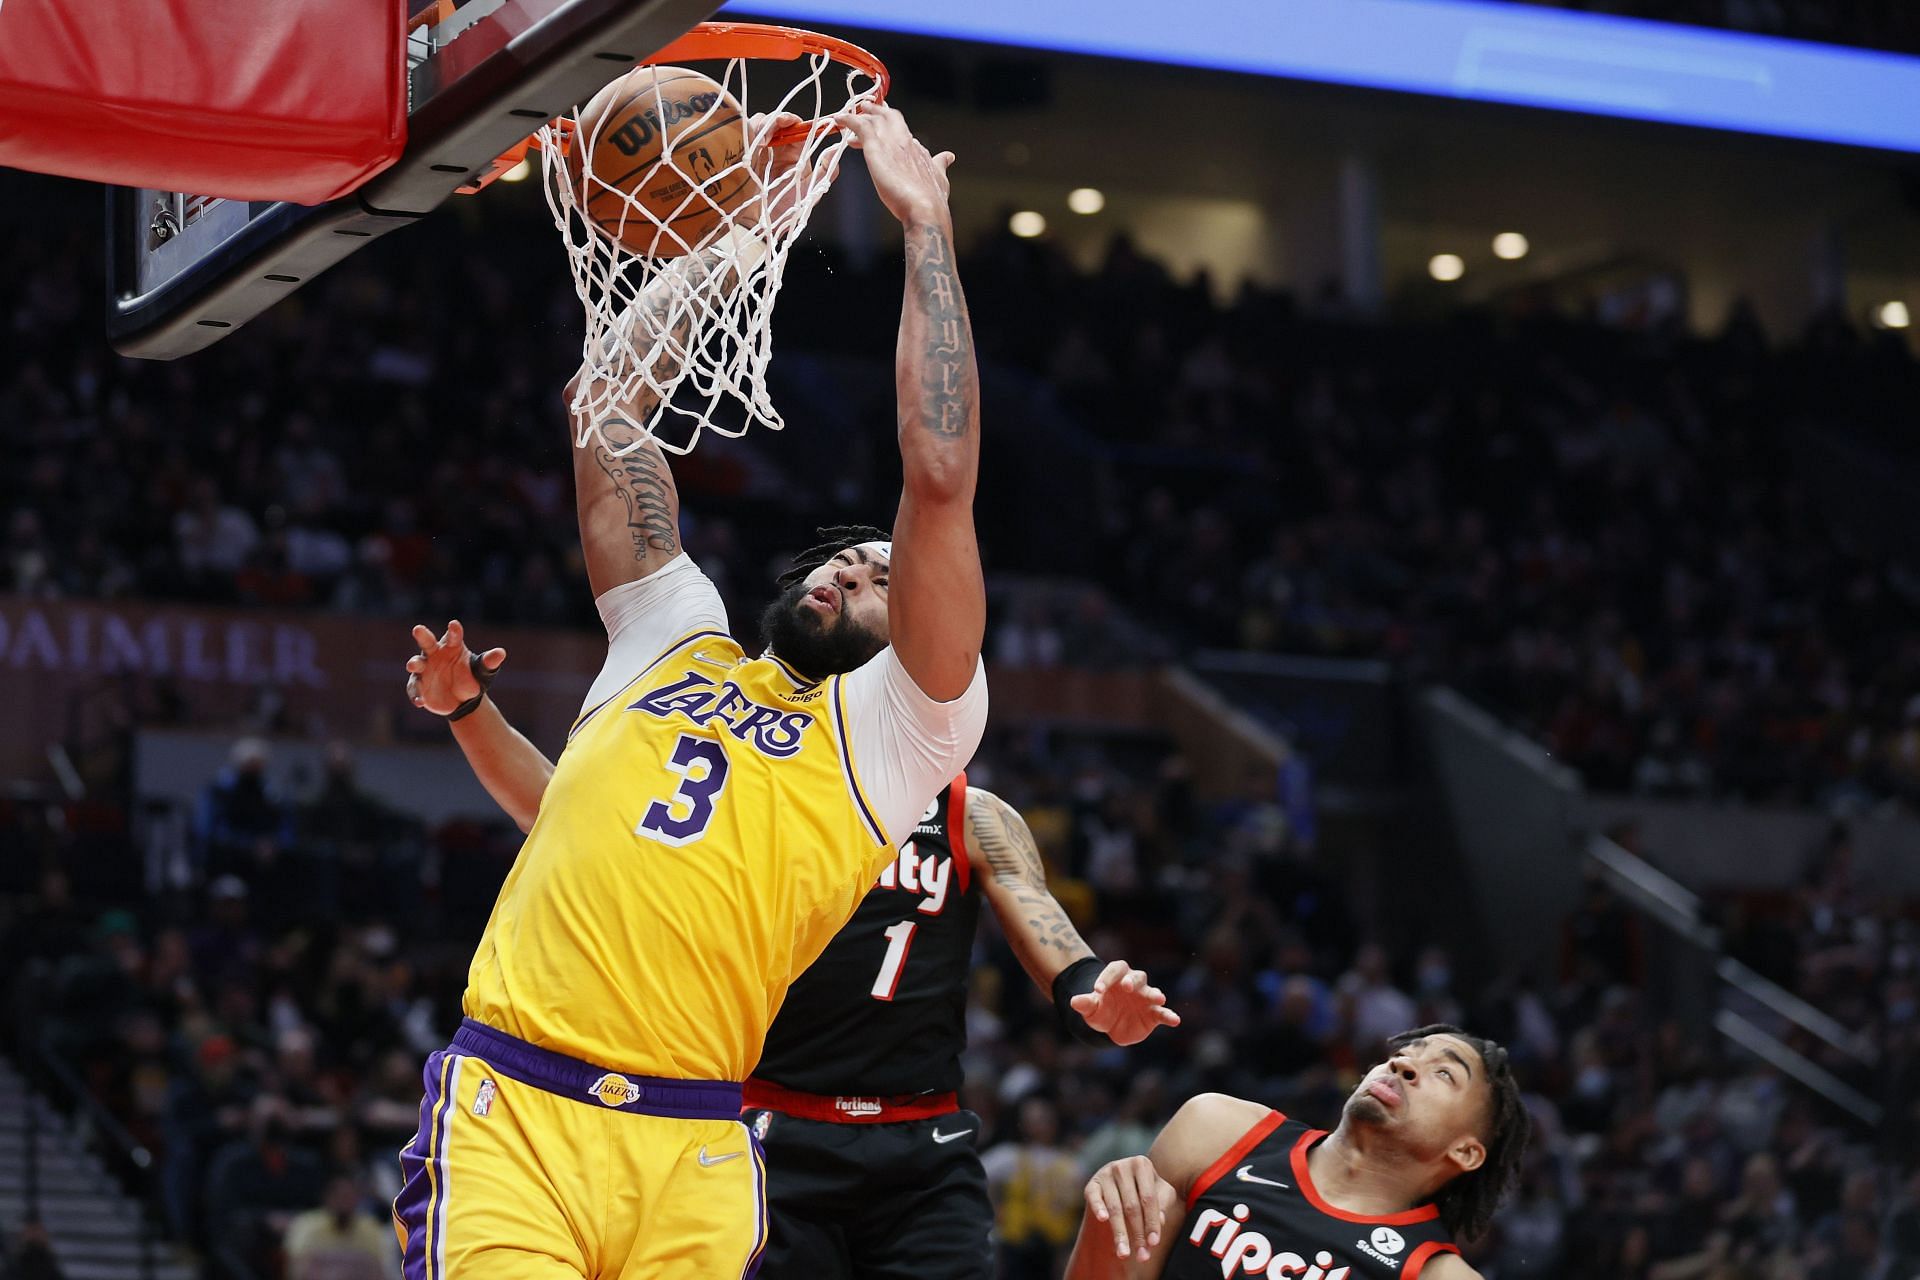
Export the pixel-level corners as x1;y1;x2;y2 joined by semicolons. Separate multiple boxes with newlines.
521;21;888;457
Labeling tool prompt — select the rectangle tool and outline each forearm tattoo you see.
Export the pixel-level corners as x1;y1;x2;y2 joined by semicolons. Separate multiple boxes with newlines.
906;224;976;440
972;792;1091;959
583;249;731;567
593;431;679;563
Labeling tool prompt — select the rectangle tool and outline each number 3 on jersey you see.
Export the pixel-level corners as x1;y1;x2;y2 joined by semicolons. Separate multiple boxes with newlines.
637;733;730;846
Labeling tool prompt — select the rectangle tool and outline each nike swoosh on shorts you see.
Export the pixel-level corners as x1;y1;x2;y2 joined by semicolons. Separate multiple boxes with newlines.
931;1128;974;1144
698;1146;746;1166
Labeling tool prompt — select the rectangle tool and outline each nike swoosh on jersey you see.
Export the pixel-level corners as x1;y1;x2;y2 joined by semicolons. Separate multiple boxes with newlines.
931;1128;974;1144
697;1146;746;1166
1236;1165;1289;1188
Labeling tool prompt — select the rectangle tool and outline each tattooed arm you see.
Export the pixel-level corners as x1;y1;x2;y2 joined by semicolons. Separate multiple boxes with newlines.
834;102;984;702
968;786;1094;988
565;112;816;597
968;788;1180;1047
565;246;733;597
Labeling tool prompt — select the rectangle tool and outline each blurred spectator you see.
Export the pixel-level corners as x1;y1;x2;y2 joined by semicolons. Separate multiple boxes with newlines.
982;1095;1083;1280
204;1096;329;1276
1336;942;1418;1058
195;739;291;880
283;1175;398;1280
173;477;259;582
1075;1072;1166;1178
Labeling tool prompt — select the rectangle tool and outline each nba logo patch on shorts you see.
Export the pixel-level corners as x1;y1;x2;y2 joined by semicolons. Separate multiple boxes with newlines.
472;1078;497;1117
753;1110;772;1140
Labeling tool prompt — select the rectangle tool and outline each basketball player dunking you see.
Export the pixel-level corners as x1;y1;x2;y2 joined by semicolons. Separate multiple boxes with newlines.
390;102;991;1279
1065;1026;1530;1280
414;591;1181;1276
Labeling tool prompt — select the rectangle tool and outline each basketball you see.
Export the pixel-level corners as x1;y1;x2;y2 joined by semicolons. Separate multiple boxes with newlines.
575;65;752;257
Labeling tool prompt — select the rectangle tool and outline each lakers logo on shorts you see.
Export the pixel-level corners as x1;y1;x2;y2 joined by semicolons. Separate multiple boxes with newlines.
590;1073;643;1107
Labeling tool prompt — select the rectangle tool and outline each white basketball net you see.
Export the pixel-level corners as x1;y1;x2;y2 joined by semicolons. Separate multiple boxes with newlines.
539;52;881;456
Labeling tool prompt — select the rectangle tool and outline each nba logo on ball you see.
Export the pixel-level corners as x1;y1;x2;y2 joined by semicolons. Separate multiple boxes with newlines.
1370;1227;1405;1256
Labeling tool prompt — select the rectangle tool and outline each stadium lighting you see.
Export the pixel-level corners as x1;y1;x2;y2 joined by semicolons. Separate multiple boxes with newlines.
1009;210;1047;238
500;158;532;183
1877;301;1912;329
1067;187;1106;215
1492;231;1529;260
1428;253;1465;282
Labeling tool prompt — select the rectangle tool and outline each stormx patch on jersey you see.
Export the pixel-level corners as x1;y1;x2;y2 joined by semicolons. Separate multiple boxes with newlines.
1356;1228;1406;1266
1189;1204;1356;1279
629;671;814;758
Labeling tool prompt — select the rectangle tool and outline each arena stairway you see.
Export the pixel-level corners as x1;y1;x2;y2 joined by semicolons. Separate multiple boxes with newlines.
0;1056;196;1280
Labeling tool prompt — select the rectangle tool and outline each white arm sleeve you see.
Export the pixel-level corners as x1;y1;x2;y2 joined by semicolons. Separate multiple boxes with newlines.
580;555;729;715
839;647;988;845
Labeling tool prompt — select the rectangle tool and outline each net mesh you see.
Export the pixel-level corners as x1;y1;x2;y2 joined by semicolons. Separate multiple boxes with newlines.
539;48;881;457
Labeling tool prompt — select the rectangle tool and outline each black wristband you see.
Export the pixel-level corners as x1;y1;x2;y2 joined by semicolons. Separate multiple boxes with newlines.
445;652;499;722
1051;955;1112;1046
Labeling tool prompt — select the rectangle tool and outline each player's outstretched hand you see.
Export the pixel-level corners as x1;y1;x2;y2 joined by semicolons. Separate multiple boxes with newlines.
405;620;505;716
1071;960;1182;1047
830;101;953;228
1085;1155;1172;1263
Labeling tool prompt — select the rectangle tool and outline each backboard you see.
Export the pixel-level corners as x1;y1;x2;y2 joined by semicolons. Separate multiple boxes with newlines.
107;0;720;360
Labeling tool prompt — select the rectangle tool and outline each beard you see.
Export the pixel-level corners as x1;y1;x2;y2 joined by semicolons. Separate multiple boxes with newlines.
1345;1089;1393;1129
758;581;886;679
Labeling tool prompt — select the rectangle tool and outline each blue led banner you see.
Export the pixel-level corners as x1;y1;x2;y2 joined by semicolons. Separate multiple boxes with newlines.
723;0;1920;153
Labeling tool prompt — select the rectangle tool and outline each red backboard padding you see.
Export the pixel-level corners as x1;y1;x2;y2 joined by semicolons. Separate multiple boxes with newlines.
0;0;407;204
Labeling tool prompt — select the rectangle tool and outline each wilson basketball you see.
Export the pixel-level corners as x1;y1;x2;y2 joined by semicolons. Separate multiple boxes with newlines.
576;66;751;257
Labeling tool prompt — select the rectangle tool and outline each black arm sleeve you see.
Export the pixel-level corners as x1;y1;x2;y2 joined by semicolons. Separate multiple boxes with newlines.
1051;955;1112;1046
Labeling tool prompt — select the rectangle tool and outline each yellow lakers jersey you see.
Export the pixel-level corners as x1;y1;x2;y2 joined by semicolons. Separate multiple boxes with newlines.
462;628;897;1082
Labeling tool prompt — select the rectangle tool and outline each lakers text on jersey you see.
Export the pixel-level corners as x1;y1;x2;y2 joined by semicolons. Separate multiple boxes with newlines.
461;629;898;1083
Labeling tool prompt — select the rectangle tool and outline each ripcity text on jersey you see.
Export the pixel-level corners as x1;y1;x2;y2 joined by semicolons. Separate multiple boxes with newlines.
1171;1111;1460;1280
754;776;984;1098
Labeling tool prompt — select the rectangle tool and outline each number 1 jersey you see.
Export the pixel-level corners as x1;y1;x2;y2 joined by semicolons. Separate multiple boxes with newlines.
753;776;982;1097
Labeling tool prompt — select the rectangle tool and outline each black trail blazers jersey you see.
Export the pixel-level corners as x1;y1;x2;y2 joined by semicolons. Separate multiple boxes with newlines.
1169;1111;1461;1280
753;776;983;1098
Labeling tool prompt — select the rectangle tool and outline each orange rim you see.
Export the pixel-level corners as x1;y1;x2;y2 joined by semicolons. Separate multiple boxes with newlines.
456;20;888;194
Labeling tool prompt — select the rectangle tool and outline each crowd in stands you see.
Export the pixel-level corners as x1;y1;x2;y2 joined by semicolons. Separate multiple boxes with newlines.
4;723;1919;1280
5;190;1919;810
4;150;1920;1280
1493;0;1920;55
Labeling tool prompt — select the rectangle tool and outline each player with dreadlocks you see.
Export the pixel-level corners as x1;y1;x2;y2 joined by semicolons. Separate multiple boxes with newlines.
391;103;1009;1278
1066;1024;1530;1280
405;518;1181;1279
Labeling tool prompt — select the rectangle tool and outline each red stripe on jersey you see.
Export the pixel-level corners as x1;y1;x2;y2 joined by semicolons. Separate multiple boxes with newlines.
948;772;971;895
1289;1129;1443;1225
1186;1110;1287;1211
1404;1239;1462;1278
742;1079;960;1124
